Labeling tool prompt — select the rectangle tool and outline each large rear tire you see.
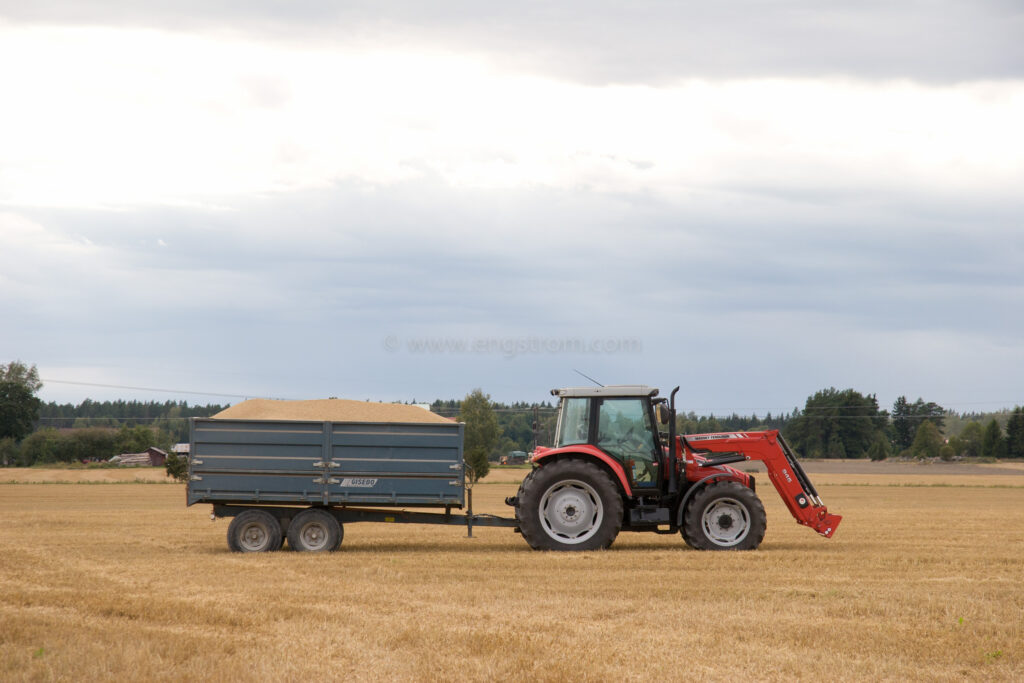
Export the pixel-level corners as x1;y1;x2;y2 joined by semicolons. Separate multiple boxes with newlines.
516;459;623;551
684;481;766;550
287;508;343;552
227;509;283;553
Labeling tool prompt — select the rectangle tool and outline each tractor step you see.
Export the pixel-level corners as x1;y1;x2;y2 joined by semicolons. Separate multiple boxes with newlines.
629;506;670;525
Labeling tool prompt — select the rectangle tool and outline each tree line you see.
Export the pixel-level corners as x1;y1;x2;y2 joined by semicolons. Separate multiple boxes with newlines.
3;361;1024;468
782;388;1024;461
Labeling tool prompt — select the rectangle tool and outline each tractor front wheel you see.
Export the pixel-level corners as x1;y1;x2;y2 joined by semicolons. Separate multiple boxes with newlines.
683;481;766;550
516;459;623;551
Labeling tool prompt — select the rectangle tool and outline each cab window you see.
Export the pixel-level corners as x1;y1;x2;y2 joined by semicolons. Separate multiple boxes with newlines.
596;398;658;486
555;398;590;447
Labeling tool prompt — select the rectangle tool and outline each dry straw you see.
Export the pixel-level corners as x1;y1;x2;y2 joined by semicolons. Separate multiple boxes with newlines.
213;398;454;424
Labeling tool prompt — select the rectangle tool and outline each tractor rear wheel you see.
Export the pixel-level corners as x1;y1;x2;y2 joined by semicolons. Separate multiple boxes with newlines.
516;459;623;551
683;481;766;550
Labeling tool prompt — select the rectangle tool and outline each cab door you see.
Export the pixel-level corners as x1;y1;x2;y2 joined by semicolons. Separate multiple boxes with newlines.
594;398;660;488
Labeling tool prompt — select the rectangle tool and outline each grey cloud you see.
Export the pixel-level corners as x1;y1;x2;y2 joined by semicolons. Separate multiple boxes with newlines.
8;177;1022;413
3;1;1022;82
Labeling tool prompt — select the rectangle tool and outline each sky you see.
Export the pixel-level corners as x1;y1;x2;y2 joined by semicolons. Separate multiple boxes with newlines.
1;1;1023;416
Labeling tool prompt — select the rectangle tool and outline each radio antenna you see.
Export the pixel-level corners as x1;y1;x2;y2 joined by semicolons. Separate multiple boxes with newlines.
573;369;604;387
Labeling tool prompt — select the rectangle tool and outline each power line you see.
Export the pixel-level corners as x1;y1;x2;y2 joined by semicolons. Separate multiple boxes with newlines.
41;378;283;400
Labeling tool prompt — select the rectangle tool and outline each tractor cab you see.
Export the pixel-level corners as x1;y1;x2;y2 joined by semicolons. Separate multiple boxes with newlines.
551;386;666;490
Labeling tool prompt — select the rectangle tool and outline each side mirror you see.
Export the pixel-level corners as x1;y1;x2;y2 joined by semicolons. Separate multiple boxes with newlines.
656;403;671;425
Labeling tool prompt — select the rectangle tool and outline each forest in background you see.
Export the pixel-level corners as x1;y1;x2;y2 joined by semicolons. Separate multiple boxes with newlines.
1;392;1018;467
2;361;1023;466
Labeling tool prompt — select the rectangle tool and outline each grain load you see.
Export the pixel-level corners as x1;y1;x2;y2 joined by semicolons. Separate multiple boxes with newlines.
212;398;453;424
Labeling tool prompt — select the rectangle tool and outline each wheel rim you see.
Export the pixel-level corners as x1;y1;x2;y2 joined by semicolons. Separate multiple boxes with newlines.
299;521;329;551
701;497;751;547
239;522;269;552
539;479;604;544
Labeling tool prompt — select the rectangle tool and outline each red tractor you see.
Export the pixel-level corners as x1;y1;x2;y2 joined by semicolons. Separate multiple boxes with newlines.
509;385;841;551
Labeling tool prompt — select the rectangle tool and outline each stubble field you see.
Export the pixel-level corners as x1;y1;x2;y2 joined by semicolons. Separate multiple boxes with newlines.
1;463;1022;681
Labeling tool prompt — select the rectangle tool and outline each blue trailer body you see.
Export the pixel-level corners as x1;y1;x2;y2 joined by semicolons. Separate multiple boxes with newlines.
187;418;465;508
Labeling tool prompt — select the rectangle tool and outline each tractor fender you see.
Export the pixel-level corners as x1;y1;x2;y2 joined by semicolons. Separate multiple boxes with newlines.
531;445;633;498
675;472;745;527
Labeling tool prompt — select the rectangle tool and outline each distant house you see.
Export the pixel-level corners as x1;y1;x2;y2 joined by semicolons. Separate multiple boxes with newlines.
172;443;190;458
114;447;168;467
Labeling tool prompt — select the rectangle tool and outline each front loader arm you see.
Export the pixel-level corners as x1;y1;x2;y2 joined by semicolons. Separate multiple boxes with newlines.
682;430;841;538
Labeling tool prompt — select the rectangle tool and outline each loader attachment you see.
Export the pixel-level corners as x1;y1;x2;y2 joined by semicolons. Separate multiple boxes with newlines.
774;436;839;536
771;434;842;538
683;430;841;539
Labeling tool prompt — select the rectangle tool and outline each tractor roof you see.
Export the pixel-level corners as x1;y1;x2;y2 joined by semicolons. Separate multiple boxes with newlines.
551;385;659;398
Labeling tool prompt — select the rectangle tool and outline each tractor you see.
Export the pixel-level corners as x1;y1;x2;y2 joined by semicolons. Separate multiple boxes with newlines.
508;385;841;550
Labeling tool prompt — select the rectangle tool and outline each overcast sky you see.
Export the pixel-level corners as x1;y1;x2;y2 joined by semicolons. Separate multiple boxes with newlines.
2;2;1023;415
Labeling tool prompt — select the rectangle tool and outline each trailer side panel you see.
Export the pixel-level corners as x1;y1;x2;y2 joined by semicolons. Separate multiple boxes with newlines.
187;418;465;508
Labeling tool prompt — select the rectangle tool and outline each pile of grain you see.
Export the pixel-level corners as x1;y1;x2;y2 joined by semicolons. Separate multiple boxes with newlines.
212;398;453;424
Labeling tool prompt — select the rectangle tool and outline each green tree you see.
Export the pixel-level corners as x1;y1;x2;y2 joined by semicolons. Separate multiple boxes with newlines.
459;389;498;483
981;419;1005;459
891;396;915;451
0;361;42;392
0;381;40;442
115;425;170;455
0;437;18;467
827;432;847;459
957;421;984;458
911;421;943;459
785;388;887;458
18;428;61;466
891;395;945;451
0;361;43;443
66;428;118;462
913;399;946;432
165;453;189;482
1005;407;1024;458
867;435;891;461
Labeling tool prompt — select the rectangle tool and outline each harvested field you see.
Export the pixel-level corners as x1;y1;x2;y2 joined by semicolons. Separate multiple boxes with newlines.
0;467;172;484
1;467;1022;681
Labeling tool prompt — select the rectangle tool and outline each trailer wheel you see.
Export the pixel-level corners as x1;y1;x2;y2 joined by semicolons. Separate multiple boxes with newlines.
227;509;283;553
516;459;623;551
287;509;343;552
684;481;766;550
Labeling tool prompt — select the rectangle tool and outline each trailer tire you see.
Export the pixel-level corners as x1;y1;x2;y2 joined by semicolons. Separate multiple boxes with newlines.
516;459;623;551
227;509;283;553
287;508;343;552
684;481;766;550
